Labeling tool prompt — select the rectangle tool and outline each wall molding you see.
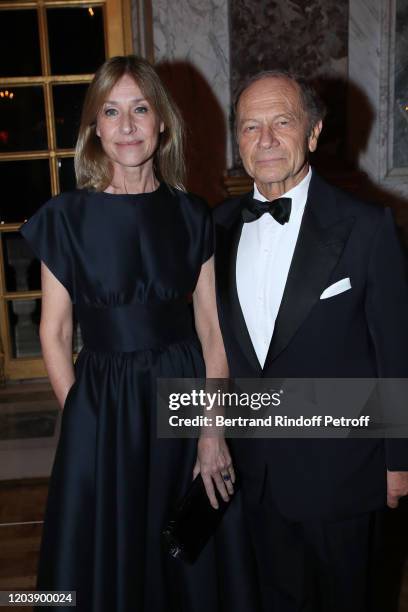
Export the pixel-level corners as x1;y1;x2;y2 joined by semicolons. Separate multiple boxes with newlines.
131;0;154;62
348;0;408;197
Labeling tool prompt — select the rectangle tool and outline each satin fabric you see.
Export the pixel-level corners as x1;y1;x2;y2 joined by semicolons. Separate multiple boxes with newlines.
21;184;259;612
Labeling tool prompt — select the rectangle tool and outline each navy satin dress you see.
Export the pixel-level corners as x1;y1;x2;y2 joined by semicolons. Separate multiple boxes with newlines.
21;184;259;612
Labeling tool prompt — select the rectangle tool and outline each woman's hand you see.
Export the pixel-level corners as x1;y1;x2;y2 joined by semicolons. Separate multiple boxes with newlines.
192;256;234;508
193;436;236;509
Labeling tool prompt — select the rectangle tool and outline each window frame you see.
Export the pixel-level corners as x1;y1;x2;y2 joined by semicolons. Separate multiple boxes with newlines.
0;0;152;380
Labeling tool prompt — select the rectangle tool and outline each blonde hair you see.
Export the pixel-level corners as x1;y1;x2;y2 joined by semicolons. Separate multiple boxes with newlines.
75;55;185;191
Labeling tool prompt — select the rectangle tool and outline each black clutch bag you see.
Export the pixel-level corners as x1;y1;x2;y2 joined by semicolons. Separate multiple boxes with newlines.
162;474;236;564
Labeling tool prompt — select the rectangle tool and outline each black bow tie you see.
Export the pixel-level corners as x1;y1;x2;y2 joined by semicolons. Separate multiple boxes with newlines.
242;197;292;225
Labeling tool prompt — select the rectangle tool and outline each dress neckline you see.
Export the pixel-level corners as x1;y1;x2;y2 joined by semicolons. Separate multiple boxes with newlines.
86;182;167;200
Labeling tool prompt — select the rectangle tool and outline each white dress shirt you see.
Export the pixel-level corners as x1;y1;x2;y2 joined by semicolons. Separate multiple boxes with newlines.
236;167;312;367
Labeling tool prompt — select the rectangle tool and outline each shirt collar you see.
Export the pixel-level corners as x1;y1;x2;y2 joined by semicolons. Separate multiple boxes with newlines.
253;166;312;216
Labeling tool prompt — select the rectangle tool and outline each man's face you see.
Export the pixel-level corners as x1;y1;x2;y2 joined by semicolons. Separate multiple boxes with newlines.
236;76;322;197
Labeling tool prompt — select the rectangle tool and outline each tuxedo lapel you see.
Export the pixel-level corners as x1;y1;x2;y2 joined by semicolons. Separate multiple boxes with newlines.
263;174;355;370
215;197;262;374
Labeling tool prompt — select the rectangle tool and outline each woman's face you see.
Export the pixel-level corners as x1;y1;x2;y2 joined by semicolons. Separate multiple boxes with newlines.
96;74;164;173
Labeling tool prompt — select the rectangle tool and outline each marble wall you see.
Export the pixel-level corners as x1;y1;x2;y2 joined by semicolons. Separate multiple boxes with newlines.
151;0;231;203
348;0;408;209
230;0;348;95
393;0;408;169
137;0;407;206
229;0;350;169
139;0;350;194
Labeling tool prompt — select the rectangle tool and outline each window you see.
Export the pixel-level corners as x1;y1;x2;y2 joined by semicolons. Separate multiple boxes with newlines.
0;0;135;379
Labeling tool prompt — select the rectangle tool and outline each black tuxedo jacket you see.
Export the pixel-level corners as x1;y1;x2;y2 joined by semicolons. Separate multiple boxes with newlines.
213;171;408;521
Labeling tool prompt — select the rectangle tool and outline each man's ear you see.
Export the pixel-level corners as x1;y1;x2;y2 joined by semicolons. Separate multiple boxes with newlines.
308;120;323;153
96;124;100;138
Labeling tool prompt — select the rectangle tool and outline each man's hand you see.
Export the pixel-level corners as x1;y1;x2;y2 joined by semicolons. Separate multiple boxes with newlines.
193;437;235;509
387;470;408;508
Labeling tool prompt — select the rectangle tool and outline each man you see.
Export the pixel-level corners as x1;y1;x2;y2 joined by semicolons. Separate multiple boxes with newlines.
213;71;408;611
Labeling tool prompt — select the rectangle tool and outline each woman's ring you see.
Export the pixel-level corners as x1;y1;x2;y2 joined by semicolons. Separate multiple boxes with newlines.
222;473;231;481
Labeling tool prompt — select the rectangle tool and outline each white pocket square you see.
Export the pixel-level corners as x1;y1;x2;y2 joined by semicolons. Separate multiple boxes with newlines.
320;277;352;300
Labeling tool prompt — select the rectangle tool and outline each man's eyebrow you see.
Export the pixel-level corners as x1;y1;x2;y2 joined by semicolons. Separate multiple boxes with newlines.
239;112;295;122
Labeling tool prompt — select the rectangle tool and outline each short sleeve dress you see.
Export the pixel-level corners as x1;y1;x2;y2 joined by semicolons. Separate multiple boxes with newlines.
21;183;258;612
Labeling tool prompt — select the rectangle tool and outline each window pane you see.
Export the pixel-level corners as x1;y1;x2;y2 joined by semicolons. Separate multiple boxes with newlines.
1;232;40;292
47;7;105;75
0;10;42;77
58;158;76;191
8;298;41;358
0;160;51;223
0;86;47;152
7;299;82;358
53;84;88;149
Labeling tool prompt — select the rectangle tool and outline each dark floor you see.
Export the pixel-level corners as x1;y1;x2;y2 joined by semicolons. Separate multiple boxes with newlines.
1;480;408;611
0;479;46;612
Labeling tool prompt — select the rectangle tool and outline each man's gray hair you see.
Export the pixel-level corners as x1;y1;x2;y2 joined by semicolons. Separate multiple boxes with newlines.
234;70;327;133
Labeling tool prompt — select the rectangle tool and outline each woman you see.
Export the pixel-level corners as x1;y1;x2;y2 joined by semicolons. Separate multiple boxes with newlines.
21;56;256;611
